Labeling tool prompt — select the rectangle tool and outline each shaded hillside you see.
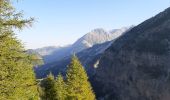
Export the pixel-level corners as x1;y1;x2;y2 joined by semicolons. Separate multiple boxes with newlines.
94;7;170;100
35;41;113;78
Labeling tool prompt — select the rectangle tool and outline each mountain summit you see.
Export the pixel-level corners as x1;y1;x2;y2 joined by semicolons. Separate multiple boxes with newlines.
35;27;132;78
34;27;131;64
70;27;130;53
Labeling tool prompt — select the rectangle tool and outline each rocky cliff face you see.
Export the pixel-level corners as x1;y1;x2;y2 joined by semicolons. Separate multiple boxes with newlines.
94;7;170;100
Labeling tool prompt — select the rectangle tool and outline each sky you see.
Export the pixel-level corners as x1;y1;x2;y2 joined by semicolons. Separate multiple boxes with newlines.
14;0;170;49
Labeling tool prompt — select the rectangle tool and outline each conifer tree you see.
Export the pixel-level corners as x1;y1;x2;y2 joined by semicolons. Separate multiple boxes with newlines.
66;55;96;100
41;73;57;100
55;74;67;100
0;0;39;99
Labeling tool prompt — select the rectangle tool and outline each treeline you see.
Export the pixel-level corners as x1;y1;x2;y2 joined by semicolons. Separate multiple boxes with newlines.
0;0;95;100
39;55;95;100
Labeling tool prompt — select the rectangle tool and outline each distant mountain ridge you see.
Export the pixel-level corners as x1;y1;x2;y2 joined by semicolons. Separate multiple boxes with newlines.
34;46;60;56
35;40;114;78
33;27;132;64
71;27;130;53
34;26;133;78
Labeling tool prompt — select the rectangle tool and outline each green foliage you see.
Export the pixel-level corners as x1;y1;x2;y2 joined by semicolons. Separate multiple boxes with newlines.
40;55;96;100
28;54;44;66
0;0;39;99
41;73;57;100
40;73;67;100
55;74;67;100
1;1;96;100
66;55;96;100
37;84;45;100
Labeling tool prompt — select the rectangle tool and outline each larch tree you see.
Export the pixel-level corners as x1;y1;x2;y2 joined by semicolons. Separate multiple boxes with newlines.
66;55;96;100
55;74;67;100
41;73;57;100
0;0;39;99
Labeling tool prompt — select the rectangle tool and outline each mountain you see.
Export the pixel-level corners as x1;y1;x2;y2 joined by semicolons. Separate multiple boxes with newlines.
70;27;130;53
34;27;131;64
40;46;71;63
35;40;113;78
27;45;70;64
94;7;170;100
35;27;132;78
34;46;60;56
27;49;42;59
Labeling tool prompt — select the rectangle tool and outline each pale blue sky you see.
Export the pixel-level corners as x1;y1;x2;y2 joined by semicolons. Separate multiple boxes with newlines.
14;0;170;49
